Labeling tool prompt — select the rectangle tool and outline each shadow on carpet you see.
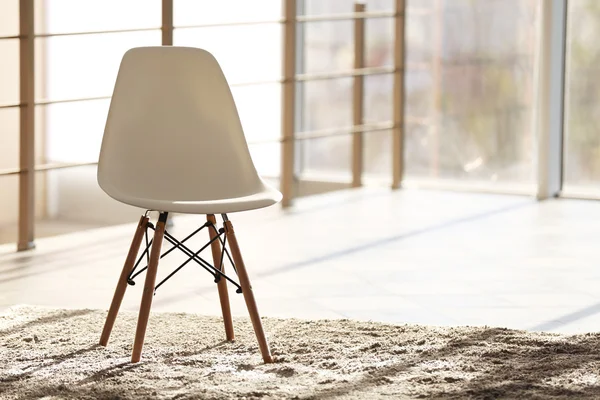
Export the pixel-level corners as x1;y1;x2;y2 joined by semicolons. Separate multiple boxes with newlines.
1;306;600;399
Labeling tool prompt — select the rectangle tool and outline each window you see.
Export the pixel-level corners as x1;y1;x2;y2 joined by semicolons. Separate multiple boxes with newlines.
405;0;538;189
563;0;600;195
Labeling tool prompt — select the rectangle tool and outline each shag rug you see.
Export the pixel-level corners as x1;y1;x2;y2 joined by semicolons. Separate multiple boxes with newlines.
2;307;600;399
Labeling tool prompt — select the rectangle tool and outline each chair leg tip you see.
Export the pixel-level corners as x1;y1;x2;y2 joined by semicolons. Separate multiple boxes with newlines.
131;356;140;363
263;355;274;363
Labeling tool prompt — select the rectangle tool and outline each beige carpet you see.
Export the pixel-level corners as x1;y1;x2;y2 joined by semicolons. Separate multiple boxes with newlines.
2;306;600;399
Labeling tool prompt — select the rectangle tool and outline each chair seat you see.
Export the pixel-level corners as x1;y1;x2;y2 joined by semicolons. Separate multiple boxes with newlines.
105;182;282;214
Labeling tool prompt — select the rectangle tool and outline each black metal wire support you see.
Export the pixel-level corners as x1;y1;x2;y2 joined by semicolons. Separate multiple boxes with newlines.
126;215;243;295
208;223;237;275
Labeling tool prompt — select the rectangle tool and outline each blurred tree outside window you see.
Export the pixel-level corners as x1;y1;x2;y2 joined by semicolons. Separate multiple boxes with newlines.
563;0;600;193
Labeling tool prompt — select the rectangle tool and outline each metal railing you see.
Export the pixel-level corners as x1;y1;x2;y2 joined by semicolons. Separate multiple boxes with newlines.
1;0;407;250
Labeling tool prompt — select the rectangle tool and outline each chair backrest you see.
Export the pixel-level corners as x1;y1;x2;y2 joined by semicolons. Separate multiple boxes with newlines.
98;46;265;204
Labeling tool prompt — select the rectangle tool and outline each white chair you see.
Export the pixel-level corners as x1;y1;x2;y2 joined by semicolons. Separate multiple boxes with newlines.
97;46;281;363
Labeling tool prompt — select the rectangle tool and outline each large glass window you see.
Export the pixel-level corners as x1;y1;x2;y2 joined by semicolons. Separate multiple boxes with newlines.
563;0;600;195
404;0;538;188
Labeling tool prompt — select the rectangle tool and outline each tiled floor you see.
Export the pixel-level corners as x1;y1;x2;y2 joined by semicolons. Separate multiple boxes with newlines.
1;187;600;334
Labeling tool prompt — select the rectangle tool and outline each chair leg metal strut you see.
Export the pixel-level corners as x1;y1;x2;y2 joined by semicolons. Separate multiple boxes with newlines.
99;212;273;364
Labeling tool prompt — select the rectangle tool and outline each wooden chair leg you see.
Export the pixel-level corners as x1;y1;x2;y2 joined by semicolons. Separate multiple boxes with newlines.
100;215;149;347
208;214;235;341
224;219;273;363
131;212;167;363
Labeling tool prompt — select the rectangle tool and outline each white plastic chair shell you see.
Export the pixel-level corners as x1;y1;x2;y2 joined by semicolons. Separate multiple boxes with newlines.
97;46;282;214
